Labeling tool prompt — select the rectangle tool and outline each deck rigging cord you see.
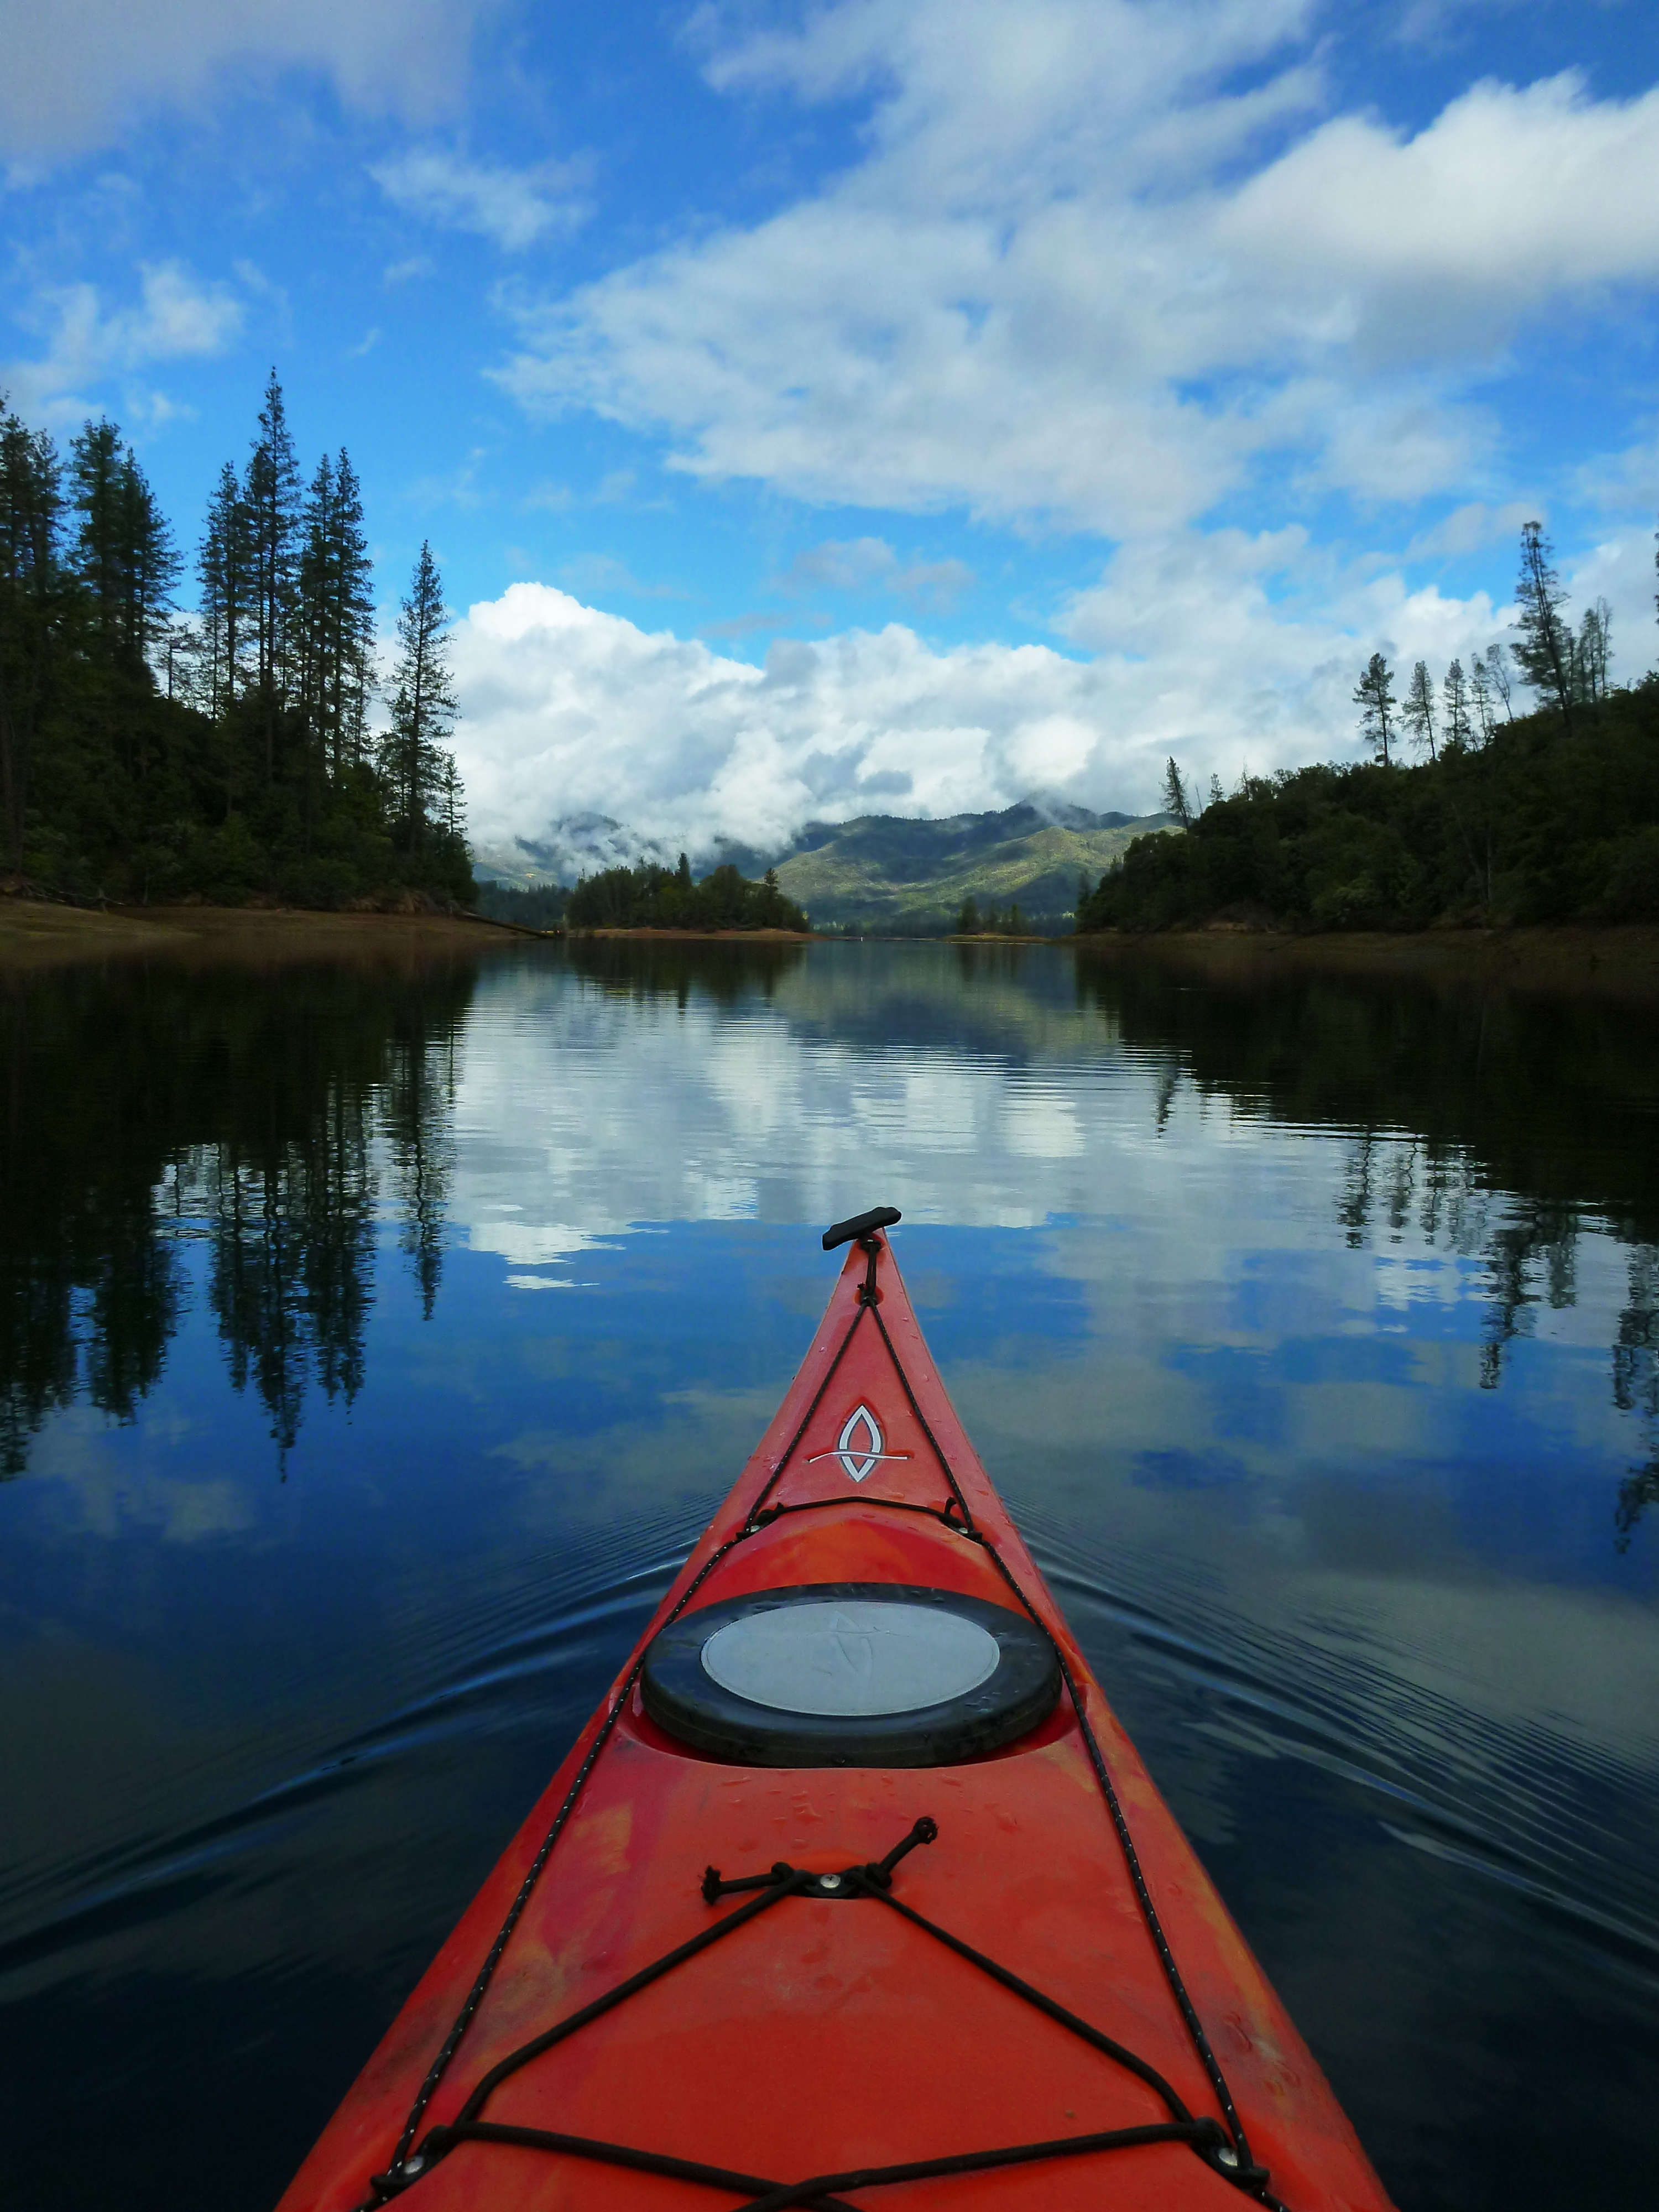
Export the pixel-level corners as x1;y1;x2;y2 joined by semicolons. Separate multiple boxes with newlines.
360;1229;1286;2212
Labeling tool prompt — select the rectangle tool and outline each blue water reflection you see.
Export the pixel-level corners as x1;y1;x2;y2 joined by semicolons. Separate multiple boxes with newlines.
1;940;1656;2209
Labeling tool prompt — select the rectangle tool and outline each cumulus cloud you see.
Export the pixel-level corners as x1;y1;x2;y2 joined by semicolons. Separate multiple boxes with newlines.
371;147;588;252
450;533;1648;867
0;0;484;159
3;259;242;421
495;2;1659;535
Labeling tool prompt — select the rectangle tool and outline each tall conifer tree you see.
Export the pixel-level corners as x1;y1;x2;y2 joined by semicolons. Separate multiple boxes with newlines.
67;422;176;671
297;447;375;780
245;370;301;782
1442;659;1471;752
1353;651;1397;765
1402;659;1438;761
381;541;456;852
0;404;63;870
199;462;251;722
1513;521;1574;737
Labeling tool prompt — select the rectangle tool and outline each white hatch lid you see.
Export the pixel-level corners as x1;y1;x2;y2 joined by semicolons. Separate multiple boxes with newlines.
700;1599;1000;1718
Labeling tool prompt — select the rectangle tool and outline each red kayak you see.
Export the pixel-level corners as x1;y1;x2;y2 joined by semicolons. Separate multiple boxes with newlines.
281;1209;1394;2212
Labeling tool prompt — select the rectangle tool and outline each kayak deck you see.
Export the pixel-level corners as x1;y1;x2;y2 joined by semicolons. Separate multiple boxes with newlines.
280;1229;1392;2211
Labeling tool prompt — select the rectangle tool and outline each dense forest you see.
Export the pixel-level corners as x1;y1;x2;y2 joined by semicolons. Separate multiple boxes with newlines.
1079;524;1659;934
564;857;808;931
474;880;571;930
0;375;473;907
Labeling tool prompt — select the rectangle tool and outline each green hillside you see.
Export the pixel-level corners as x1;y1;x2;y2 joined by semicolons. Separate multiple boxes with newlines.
771;802;1176;933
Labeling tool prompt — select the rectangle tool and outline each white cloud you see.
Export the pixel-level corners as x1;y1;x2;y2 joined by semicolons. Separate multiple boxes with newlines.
3;259;242;422
0;0;484;159
450;550;1595;864
371;146;588;253
497;4;1659;535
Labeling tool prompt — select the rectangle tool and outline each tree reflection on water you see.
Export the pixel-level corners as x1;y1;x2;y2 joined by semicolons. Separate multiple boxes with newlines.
1075;942;1659;1546
1;959;473;1474
5;936;1657;1541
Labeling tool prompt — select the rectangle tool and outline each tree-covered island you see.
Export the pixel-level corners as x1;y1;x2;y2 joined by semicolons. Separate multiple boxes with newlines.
1079;523;1659;935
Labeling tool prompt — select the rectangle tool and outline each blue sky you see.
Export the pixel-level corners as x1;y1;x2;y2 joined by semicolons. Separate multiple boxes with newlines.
4;0;1659;864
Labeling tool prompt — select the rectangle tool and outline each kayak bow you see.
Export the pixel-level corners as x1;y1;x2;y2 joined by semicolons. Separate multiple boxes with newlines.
280;1216;1393;2212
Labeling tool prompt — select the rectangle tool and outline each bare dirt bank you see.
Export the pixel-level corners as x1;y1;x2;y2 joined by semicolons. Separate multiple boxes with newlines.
1073;924;1659;999
0;899;542;970
575;926;815;941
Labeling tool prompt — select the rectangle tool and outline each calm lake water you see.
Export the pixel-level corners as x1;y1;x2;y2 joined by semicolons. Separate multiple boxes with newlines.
3;936;1657;2209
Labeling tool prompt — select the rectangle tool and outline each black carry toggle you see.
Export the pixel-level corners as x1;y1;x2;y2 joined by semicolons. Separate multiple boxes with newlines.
861;1814;938;1888
703;1817;938;1905
822;1205;901;1252
702;1859;796;1905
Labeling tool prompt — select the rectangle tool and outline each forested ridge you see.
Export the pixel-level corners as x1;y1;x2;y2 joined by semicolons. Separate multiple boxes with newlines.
564;856;808;931
0;375;473;908
1079;523;1659;934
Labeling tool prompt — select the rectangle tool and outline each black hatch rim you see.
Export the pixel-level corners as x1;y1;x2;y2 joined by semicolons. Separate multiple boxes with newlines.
640;1580;1061;1768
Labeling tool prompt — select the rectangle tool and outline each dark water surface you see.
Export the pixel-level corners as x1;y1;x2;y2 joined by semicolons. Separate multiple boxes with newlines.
3;937;1657;2209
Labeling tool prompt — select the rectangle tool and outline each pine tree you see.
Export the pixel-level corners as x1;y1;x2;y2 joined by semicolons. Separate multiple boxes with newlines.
117;448;179;671
1513;521;1574;737
1402;659;1438;762
1442;659;1471;752
329;451;375;775
1469;654;1495;745
1575;598;1611;711
297;449;375;782
380;541;456;854
66;422;176;673
295;450;334;781
245;370;301;782
0;404;63;871
957;894;979;933
1484;641;1515;721
439;752;464;839
198;462;252;724
1353;651;1397;766
1161;757;1193;827
66;421;124;659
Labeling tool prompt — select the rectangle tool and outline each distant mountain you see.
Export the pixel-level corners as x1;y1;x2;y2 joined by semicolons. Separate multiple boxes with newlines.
770;800;1177;933
476;796;1177;934
475;814;774;890
474;814;672;889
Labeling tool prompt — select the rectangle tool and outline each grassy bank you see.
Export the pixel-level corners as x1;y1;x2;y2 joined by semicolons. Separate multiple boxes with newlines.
0;898;536;969
1073;921;1659;999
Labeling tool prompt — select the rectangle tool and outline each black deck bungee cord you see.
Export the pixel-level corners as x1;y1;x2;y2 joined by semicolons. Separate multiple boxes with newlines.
361;1230;1286;2211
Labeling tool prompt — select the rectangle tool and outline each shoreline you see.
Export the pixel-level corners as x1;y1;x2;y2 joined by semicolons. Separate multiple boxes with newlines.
5;896;1656;992
1072;921;1659;995
573;925;814;941
0;898;545;969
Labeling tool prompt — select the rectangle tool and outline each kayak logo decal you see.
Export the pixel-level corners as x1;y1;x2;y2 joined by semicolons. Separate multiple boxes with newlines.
801;1407;916;1478
835;1404;883;1483
802;1404;912;1483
